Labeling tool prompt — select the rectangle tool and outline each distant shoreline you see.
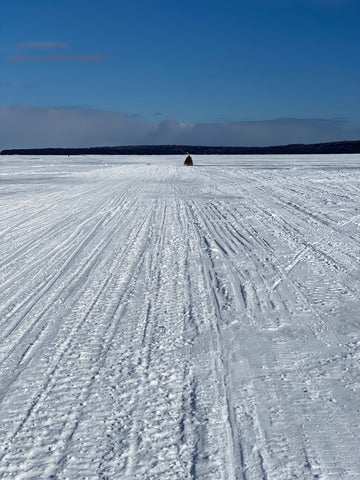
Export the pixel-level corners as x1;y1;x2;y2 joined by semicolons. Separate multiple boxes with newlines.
1;140;360;156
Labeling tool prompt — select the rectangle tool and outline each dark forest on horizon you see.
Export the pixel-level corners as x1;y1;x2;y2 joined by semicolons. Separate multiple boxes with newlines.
2;140;360;156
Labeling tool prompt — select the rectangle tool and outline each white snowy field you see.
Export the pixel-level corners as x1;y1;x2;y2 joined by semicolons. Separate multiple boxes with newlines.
0;154;360;480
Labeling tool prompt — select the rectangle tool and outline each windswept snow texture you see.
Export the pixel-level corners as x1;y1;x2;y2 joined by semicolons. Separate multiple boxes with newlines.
1;154;360;480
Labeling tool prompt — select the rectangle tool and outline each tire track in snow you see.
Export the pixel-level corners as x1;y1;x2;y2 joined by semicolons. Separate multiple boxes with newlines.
190;168;360;479
185;200;249;480
1;156;360;479
0;188;155;477
0;189;135;367
57;195;199;479
117;199;198;479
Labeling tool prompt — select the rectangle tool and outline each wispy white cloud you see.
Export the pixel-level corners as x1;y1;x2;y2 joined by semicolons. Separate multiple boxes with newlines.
7;54;106;63
17;41;69;49
0;105;359;150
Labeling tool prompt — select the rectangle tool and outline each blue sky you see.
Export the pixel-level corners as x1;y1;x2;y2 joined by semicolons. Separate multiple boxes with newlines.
1;0;359;148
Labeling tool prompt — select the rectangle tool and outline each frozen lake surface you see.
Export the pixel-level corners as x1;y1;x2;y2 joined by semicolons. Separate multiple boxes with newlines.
0;154;360;479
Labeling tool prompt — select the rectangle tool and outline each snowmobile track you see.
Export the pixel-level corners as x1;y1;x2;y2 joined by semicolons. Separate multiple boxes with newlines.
0;154;360;479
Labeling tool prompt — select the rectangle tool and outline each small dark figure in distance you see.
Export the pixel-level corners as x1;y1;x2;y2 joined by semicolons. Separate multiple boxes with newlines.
184;155;193;166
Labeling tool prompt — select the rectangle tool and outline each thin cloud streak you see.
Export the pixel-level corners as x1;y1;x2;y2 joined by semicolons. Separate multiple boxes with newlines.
0;105;359;150
17;41;69;49
7;54;106;63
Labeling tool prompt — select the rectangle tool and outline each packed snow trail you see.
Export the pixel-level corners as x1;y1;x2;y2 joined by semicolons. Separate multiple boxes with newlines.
0;154;360;479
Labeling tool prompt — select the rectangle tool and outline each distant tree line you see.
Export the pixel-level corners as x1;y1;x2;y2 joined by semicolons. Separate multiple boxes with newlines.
1;140;360;156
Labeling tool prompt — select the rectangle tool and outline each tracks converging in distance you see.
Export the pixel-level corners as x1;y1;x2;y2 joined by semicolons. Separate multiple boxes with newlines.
0;154;360;479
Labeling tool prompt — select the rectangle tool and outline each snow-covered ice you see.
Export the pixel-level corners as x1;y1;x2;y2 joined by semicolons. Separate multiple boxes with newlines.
0;154;360;479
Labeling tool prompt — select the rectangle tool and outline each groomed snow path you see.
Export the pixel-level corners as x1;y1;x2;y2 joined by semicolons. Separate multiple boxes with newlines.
1;154;360;479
